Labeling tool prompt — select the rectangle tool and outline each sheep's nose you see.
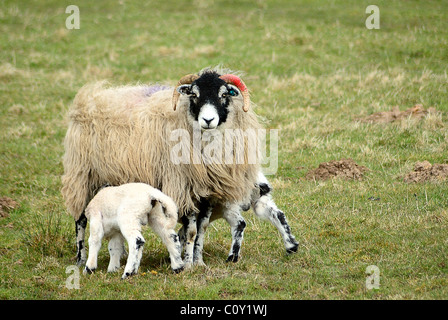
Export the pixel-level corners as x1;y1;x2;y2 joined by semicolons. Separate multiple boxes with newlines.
202;117;214;126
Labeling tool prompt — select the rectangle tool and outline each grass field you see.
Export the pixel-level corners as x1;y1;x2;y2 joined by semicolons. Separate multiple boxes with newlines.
0;0;447;300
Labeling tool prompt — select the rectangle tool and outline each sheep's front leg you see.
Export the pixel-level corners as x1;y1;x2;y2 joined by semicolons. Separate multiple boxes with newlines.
251;174;299;254
180;214;197;269
75;213;88;266
223;203;246;263
193;201;213;267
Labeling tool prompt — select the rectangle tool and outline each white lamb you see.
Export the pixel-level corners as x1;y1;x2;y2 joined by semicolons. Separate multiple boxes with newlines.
83;183;184;279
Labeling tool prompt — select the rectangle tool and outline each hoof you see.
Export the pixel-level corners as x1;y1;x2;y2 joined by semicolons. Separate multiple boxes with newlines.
286;243;299;254
84;266;95;275
107;266;120;273
226;254;239;263
121;271;135;280
173;266;184;274
193;259;207;267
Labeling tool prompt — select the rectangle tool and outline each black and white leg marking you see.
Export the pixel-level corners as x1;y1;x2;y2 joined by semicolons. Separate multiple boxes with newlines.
251;173;299;254
121;234;145;279
193;199;213;266
167;233;184;273
117;211;146;279
148;204;184;273
75;213;88;266
178;220;186;250
76;184;111;266
180;214;197;269
223;203;247;263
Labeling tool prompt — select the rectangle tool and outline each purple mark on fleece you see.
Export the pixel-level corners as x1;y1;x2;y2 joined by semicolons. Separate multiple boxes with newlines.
143;85;172;97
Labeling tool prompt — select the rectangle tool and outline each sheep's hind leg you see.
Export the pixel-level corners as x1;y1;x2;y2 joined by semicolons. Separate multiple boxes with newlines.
223;203;246;263
180;214;197;269
75;213;88;266
193;200;213;267
251;178;299;254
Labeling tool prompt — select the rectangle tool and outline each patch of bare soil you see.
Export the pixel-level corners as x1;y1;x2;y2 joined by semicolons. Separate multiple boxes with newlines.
358;104;436;124
306;159;369;181
404;161;448;183
0;196;18;218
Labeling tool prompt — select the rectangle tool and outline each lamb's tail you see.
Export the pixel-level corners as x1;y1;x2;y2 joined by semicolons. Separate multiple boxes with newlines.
149;188;179;223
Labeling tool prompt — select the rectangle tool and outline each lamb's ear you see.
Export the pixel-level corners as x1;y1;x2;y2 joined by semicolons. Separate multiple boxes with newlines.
177;85;192;95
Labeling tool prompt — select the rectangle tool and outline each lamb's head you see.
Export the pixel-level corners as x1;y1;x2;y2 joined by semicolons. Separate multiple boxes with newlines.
172;71;250;130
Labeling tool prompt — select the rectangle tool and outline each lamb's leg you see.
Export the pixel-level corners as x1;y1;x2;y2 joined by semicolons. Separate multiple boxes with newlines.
251;174;299;254
75;213;88;266
107;233;126;273
122;235;145;279
164;231;184;273
223;203;247;263
180;214;197;269
84;215;103;274
149;212;184;273
193;200;213;267
120;219;145;279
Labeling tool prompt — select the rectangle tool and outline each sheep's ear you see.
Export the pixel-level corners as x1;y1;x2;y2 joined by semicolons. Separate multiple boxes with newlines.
177;84;192;95
173;85;193;110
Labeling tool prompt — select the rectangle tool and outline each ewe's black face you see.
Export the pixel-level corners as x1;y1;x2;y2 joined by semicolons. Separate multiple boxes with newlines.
177;72;240;130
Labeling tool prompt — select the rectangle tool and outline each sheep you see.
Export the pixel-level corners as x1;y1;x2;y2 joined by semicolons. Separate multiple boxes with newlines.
83;183;184;279
61;67;298;268
62;67;261;267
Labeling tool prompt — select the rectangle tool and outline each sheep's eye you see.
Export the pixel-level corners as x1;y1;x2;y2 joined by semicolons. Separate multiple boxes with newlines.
221;92;228;98
190;92;197;98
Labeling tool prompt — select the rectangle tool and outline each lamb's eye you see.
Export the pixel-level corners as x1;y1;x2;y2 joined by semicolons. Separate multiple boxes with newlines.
190;93;197;98
221;92;228;98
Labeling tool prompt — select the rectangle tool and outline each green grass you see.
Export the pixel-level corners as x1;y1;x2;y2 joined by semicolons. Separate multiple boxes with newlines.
1;0;447;300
